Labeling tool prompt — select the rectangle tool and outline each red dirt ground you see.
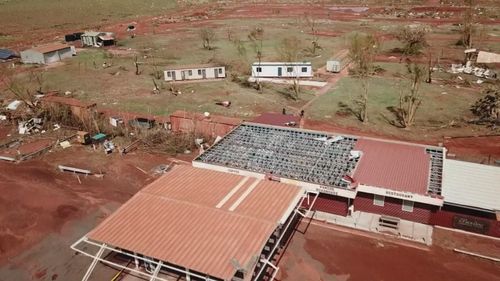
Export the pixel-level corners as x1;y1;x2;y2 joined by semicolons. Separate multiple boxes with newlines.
277;221;500;281
0;146;171;264
444;135;500;162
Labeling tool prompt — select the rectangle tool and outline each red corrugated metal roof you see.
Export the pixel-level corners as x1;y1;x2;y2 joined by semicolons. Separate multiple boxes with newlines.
31;43;71;54
353;138;430;195
251;112;301;127
170;110;242;126
87;165;302;280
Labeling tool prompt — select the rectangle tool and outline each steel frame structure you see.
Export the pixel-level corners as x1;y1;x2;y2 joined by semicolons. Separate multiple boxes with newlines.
71;190;318;281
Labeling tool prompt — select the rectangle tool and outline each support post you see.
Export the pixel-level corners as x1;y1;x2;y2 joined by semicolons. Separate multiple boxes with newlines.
149;261;163;281
82;244;106;281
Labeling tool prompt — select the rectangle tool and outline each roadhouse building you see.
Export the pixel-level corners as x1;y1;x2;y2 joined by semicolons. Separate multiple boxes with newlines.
251;62;313;78
164;64;226;82
72;165;309;281
20;43;74;64
194;123;445;228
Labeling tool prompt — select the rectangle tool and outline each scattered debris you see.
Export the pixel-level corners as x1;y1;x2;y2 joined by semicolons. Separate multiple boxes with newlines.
18;118;43;134
103;140;115;154
215;101;231;108
6;100;23;111
59;141;72;149
152;164;171;175
58;165;92;175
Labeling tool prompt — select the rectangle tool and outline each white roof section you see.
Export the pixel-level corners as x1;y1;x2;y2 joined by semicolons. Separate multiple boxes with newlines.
476;51;500;64
252;62;311;66
442;159;500;211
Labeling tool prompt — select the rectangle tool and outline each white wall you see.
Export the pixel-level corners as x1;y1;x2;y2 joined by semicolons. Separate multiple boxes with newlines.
20;50;45;64
164;66;226;81
81;35;98;47
252;64;313;78
44;48;73;64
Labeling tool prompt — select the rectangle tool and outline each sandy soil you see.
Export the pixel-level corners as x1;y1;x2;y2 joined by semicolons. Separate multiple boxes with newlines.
0;145;171;265
277;221;500;281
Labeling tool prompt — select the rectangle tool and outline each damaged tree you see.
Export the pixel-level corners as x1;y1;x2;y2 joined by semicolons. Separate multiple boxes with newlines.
470;87;499;127
396;63;426;128
348;33;378;123
461;0;474;50
303;13;322;56
3;70;45;110
395;25;428;58
248;27;264;93
277;36;303;100
200;28;216;50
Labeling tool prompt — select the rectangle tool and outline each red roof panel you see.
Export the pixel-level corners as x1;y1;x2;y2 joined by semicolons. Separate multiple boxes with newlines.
353;138;430;195
87;165;302;280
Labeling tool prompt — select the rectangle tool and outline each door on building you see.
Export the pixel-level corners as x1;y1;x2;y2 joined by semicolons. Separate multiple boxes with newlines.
278;67;282;77
202;69;206;79
181;71;186;80
214;68;218;78
172;71;177;81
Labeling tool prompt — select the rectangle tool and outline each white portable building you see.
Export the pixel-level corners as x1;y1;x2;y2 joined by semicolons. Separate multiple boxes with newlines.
20;43;74;64
164;64;226;82
251;62;313;78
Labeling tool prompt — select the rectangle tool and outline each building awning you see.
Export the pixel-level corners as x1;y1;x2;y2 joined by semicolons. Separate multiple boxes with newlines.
75;165;303;280
442;159;500;212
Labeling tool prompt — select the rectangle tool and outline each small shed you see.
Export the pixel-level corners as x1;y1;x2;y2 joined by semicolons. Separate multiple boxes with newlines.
0;49;18;61
81;31;116;47
251;62;313;78
326;49;350;73
20;43;74;64
164;64;226;82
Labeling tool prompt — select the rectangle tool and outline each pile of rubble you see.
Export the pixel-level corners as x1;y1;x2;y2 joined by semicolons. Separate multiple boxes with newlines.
450;62;497;81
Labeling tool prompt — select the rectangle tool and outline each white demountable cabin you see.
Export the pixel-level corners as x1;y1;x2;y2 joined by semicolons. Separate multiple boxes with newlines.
164;64;226;82
251;62;313;78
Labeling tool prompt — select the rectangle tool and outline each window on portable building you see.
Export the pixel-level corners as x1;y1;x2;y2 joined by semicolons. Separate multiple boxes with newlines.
256;67;262;73
373;195;385;206
287;67;293;72
301;67;308;72
198;69;202;75
402;200;414;212
167;71;171;77
188;70;193;76
219;68;223;74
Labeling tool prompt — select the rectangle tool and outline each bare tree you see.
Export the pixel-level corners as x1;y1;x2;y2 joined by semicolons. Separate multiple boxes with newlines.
248;27;264;92
348;33;378;123
462;0;474;50
395;25;428;58
303;13;322;56
200;28;216;50
2;69;44;109
134;55;142;75
277;36;303;100
397;63;426;128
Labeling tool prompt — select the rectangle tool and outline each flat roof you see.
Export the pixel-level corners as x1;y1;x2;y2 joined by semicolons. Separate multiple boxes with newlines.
87;165;302;280
442;159;500;211
29;43;71;54
252;62;311;66
164;64;222;70
195;123;444;196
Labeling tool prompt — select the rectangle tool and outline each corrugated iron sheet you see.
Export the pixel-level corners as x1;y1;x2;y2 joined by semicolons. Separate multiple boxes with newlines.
476;51;500;64
87;165;302;280
354;138;430;195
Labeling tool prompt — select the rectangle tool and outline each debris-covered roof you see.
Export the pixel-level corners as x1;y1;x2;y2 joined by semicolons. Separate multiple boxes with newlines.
87;165;302;280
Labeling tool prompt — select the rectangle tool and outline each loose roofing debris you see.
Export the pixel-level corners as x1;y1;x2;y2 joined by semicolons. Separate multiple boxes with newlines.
73;165;303;281
195;123;444;196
